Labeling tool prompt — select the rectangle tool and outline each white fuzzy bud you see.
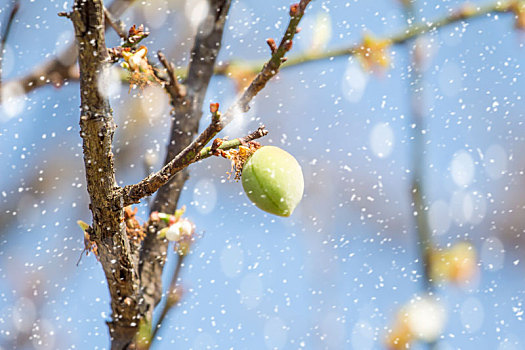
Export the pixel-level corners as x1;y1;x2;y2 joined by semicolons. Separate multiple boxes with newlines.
165;219;194;242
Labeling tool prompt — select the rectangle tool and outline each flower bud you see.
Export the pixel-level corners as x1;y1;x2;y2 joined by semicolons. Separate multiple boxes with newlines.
165;219;194;242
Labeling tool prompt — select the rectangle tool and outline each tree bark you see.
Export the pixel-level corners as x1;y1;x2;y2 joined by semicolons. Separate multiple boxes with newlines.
71;1;140;348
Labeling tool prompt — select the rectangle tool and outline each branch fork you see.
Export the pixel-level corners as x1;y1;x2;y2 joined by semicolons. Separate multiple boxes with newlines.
69;0;311;348
120;0;312;206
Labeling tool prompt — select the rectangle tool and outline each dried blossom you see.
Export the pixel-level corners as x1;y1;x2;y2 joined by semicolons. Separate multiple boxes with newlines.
124;206;147;243
222;142;262;180
125;24;149;48
76;220;98;265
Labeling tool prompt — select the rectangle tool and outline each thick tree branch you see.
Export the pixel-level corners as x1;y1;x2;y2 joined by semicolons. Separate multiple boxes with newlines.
137;0;233;329
70;1;140;348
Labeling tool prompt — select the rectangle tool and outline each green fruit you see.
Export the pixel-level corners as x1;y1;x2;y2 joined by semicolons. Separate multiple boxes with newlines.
241;146;304;217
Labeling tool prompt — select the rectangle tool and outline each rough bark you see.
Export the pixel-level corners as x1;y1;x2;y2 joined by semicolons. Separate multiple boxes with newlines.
71;1;140;348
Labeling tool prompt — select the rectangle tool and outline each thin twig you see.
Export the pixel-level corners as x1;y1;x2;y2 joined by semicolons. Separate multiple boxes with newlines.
120;0;311;207
156;51;186;99
197;125;268;160
149;253;186;347
121;119;268;206
123;125;267;206
0;0;20;89
220;0;312;122
121;113;223;206
104;6;127;41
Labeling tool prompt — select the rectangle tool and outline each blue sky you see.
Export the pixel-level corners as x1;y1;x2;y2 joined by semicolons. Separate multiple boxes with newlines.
1;0;524;349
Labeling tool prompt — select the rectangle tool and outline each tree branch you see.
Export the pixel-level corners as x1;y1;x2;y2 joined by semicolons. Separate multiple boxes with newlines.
120;122;268;206
149;253;186;347
121;0;311;206
120;112;222;206
4;0;136;96
70;1;140;348
220;0;311;124
0;0;19;91
3;0;517;101
155;51;186;100
401;1;436;296
197;125;268;160
137;0;233;330
104;5;127;41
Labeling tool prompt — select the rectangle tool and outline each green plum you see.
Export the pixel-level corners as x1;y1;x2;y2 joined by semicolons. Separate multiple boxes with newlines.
241;146;304;217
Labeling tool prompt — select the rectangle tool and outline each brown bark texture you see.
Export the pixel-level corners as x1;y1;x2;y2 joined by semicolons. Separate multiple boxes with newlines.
71;0;140;348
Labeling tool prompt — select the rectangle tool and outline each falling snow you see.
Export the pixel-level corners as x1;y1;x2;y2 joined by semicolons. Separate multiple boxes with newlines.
0;0;524;349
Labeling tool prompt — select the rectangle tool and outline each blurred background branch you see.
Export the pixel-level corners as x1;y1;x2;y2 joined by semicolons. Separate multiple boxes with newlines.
403;0;435;294
1;0;138;96
0;0;20;93
1;0;521;101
